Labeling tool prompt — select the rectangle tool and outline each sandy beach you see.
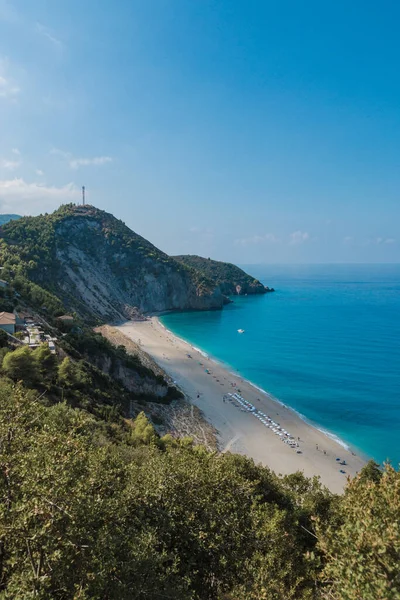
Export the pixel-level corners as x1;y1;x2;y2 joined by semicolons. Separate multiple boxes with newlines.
117;317;366;494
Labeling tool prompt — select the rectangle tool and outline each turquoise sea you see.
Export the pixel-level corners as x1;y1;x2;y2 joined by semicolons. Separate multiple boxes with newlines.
160;264;400;466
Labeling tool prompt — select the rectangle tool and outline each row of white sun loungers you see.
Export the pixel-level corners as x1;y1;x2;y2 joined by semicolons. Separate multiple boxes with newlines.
226;393;299;449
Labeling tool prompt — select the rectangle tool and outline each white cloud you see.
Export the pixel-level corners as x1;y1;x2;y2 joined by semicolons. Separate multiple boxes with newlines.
343;236;396;248
1;159;20;170
36;22;62;48
51;148;113;169
69;156;112;169
0;178;79;214
50;148;70;159
0;59;20;100
289;230;309;245
1;148;22;170
235;233;279;247
0;74;19;99
36;169;44;176
372;236;396;246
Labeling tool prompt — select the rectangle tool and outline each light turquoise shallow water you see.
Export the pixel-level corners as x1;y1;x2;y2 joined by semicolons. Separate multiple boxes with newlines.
160;264;400;466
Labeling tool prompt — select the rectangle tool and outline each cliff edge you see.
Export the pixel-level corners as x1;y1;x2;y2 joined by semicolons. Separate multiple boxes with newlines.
173;254;274;296
0;205;224;320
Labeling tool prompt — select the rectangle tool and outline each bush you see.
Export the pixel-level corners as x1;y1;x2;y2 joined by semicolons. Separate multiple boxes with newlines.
2;346;39;386
317;463;400;600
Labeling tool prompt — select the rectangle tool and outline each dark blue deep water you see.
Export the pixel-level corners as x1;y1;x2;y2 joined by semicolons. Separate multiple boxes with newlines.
160;264;400;465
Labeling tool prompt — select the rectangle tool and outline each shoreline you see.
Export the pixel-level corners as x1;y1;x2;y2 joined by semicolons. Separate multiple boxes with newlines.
158;317;364;457
117;317;367;494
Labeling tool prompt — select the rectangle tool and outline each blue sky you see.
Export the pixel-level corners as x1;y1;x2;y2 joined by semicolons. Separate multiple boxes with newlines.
0;0;399;263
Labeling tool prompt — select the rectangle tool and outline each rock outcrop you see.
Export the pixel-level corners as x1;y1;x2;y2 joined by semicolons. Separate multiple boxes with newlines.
173;255;274;296
55;216;224;318
1;205;274;322
1;205;224;321
93;325;176;400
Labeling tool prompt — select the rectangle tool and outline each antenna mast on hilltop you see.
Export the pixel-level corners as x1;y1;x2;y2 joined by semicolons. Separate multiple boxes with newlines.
82;185;85;205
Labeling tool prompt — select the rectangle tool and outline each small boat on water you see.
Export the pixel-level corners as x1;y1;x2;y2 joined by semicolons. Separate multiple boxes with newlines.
237;329;245;334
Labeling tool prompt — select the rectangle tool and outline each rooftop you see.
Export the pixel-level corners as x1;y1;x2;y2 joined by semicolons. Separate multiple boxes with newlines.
0;311;16;325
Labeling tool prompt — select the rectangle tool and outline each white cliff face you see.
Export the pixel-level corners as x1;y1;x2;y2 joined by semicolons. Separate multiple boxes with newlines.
54;217;224;319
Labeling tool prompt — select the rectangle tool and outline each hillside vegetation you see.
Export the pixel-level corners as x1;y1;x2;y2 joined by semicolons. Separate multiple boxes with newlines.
0;341;398;600
0;327;181;423
0;204;398;599
0;205;224;321
0;214;21;226
174;254;274;295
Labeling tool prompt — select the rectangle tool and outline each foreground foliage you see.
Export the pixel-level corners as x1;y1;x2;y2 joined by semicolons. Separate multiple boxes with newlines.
317;464;400;600
0;344;398;599
0;382;398;599
0;382;321;599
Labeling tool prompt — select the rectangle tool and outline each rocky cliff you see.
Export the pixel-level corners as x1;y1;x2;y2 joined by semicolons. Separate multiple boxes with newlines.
1;205;224;320
65;326;181;403
173;255;274;296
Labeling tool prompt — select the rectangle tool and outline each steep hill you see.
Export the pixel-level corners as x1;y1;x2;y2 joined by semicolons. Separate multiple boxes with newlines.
0;214;21;226
174;254;274;296
0;205;224;320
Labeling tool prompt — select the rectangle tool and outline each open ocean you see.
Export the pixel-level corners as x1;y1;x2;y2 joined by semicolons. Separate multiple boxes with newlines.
160;264;400;466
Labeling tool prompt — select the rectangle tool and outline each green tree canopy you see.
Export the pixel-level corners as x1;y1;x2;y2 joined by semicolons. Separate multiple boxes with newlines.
58;357;91;389
32;344;58;380
2;346;39;386
130;411;158;446
317;463;400;600
0;342;398;600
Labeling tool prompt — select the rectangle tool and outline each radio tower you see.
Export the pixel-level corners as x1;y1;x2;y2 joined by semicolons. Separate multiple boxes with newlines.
82;185;85;205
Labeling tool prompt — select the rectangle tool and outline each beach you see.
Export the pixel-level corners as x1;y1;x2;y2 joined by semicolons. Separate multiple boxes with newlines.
117;317;366;494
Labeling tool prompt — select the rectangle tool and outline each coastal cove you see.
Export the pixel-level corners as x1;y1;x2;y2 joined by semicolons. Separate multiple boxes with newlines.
118;317;366;495
159;264;400;467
